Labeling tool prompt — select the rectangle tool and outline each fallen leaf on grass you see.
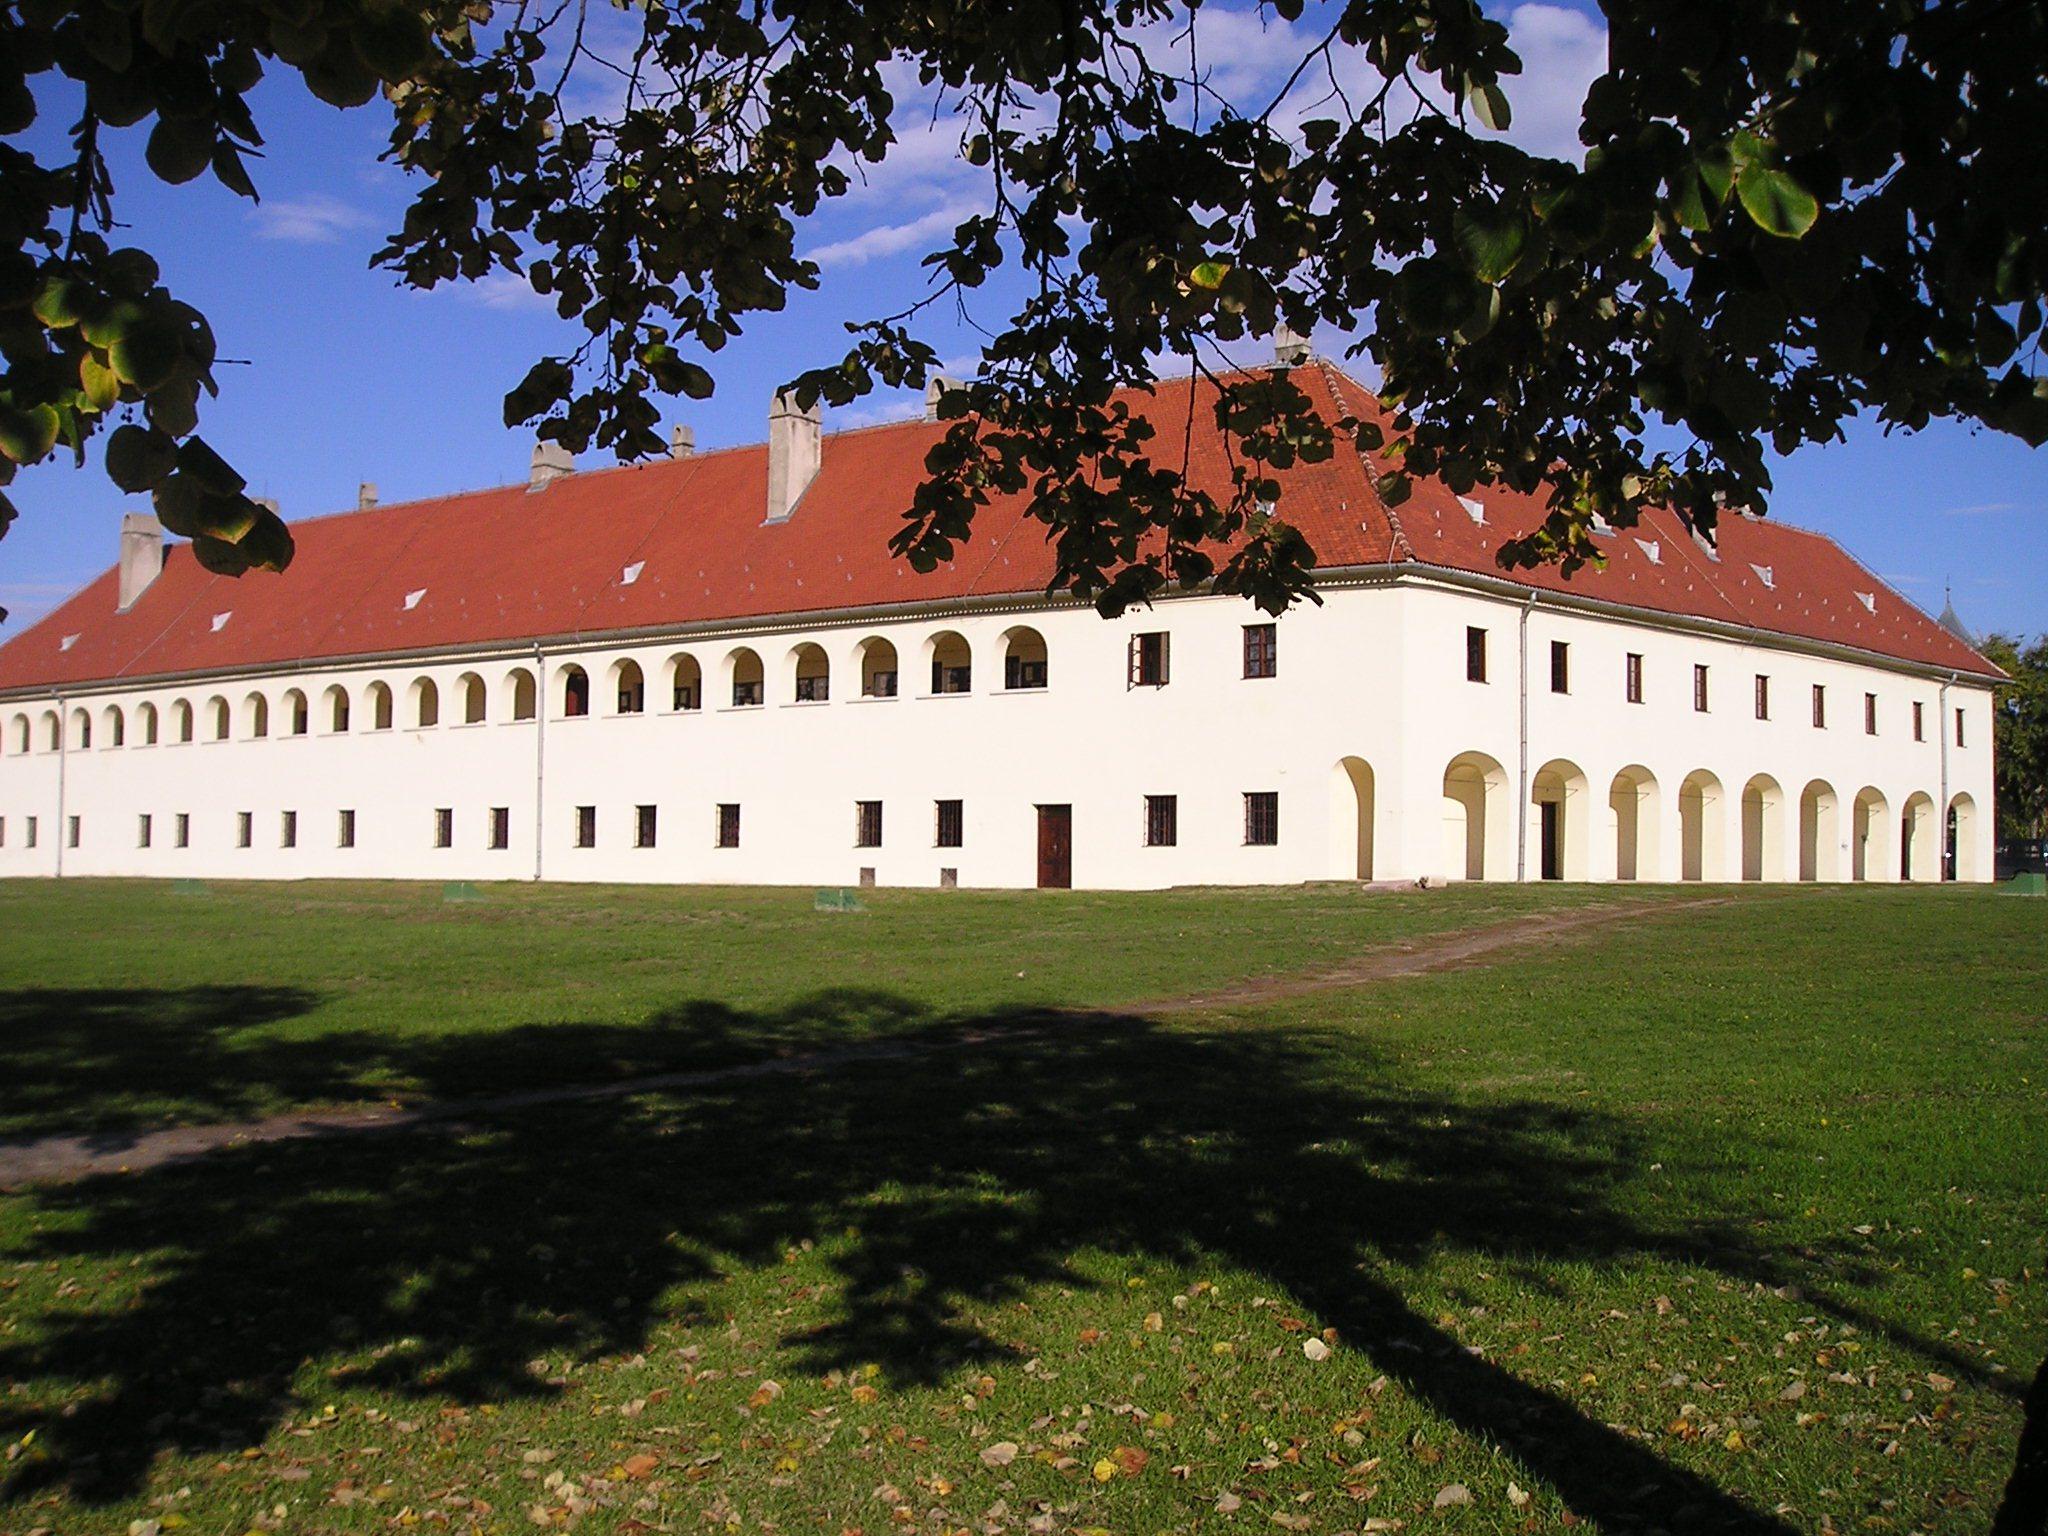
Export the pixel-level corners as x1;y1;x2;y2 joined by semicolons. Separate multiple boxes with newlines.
1507;1482;1530;1508
979;1442;1018;1468
1112;1446;1149;1477
618;1453;659;1480
1302;1338;1331;1362
1433;1484;1472;1508
1215;1491;1242;1514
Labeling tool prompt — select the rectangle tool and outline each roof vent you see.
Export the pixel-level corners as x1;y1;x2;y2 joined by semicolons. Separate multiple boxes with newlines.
1690;523;1720;561
530;441;575;487
1590;513;1615;538
1457;495;1486;526
403;588;427;611
210;611;232;632
1750;562;1774;589
358;482;378;511
59;633;79;652
1634;537;1662;565
118;512;165;612
766;389;821;524
1855;590;1875;613
621;560;645;586
669;425;695;459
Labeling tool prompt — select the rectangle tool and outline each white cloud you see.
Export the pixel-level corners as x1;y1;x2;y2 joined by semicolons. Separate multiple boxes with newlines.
463;270;558;312
1941;501;2019;516
0;580;85;630
804;201;981;269
251;193;377;244
1491;3;1606;162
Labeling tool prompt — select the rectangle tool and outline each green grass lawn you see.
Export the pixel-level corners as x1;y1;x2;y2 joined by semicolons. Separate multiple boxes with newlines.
0;879;2042;1536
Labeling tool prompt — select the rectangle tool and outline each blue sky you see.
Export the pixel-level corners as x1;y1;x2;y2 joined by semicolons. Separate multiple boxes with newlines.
4;2;2041;642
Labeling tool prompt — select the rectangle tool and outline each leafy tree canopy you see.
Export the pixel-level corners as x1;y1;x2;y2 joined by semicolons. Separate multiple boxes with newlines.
1;0;2043;615
1981;632;2048;842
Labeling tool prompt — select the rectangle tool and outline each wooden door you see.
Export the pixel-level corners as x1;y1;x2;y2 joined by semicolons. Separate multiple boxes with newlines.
1036;804;1072;889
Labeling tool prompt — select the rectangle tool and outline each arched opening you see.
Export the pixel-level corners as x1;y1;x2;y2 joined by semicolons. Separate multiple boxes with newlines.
611;658;646;714
927;631;972;694
1899;792;1937;882
411;677;440;729
173;699;195;743
9;714;28;754
728;648;763;707
324;686;350;734
1679;770;1726;882
1798;780;1838;881
206;696;230;741
667;654;701;711
70;707;92;751
792;643;830;702
1609;766;1660;881
102;704;125;748
1002;626;1048;690
1850;787;1889;882
41;710;61;752
282;691;307;737
139;704;160;746
1333;756;1375;880
458;672;487;725
367;680;394;731
1530;758;1590;881
1441;751;1509;881
1947;793;1978;881
558;665;590;718
1740;774;1785;882
858;638;899;698
505;668;537;722
243;692;269;740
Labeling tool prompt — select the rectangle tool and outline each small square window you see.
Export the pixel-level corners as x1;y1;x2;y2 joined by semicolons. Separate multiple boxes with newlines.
1626;653;1645;704
1466;627;1487;683
175;813;189;848
1130;631;1170;687
490;807;510;849
1243;624;1277;680
236;811;252;848
1244;791;1279;847
281;810;297;849
434;808;454;848
576;805;597;848
1864;692;1878;735
1755;675;1770;720
1913;701;1925;741
1549;640;1568;694
636;804;658;848
1693;663;1709;713
935;799;963;848
716;803;741;848
1144;795;1178;847
855;800;883;848
338;809;356;848
1812;684;1827;729
138;813;152;849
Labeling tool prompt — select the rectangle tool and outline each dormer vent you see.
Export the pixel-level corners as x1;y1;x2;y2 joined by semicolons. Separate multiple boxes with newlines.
1750;563;1774;589
403;588;427;611
1457;495;1486;526
59;633;79;652
621;561;645;586
1855;590;1875;613
1634;537;1661;565
210;611;232;632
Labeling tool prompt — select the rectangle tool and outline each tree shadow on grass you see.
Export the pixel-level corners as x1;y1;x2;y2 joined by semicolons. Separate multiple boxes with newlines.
0;988;1961;1532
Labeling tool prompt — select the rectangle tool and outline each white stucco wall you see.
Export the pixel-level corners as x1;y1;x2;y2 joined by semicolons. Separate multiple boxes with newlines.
0;576;1997;888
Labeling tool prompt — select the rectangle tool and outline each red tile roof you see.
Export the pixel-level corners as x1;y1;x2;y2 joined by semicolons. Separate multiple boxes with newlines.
0;362;2002;692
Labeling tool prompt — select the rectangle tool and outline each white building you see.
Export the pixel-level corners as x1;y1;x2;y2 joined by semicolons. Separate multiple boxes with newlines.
0;361;2001;890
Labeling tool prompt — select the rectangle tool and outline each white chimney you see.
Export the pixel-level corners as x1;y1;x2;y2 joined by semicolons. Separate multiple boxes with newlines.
530;441;575;487
765;390;820;524
118;512;164;611
358;481;378;511
670;424;696;459
923;375;965;421
1273;325;1311;367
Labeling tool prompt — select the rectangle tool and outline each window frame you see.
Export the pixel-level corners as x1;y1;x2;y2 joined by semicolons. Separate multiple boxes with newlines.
1754;674;1770;720
1144;794;1179;848
338;809;356;849
1812;684;1827;729
434;807;454;849
1129;630;1171;688
635;803;658;848
1549;640;1568;695
1864;692;1878;736
1465;626;1488;684
489;807;510;850
1625;652;1645;705
935;799;964;849
855;800;883;849
575;805;597;848
1692;662;1709;713
715;802;741;848
1242;623;1277;680
1243;791;1280;847
280;809;297;849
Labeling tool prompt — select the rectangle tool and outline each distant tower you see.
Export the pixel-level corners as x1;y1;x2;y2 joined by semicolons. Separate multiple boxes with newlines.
1937;583;1976;648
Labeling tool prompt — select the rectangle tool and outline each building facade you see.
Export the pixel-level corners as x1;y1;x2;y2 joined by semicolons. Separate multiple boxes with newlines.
0;362;2001;890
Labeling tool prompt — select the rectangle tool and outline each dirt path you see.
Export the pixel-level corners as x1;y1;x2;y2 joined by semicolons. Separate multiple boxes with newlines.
0;894;1718;1189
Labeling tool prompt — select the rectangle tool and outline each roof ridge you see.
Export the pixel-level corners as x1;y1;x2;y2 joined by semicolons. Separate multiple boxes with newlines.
1314;359;1415;562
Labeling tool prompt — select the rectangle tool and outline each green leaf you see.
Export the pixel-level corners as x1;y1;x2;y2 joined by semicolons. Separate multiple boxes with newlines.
105;423;179;492
145;115;215;185
79;351;120;413
1467;81;1511;133
1452;204;1527;284
1735;163;1818;239
1188;261;1230;292
0;401;59;464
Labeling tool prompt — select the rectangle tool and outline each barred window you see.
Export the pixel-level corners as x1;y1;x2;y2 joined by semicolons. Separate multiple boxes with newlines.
1244;791;1279;846
935;799;963;848
855;800;883;848
1243;624;1277;679
1144;795;1178;847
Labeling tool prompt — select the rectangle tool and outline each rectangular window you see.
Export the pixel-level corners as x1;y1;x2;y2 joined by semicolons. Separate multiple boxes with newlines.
1466;626;1488;683
575;805;597;848
0;818;6;848
236;811;252;848
1913;701;1925;741
635;804;658;848
1865;692;1878;735
434;808;453;848
1693;663;1709;713
673;681;698;711
1626;653;1645;704
24;816;36;848
618;677;645;713
67;815;80;849
338;809;356;848
795;674;828;702
138;813;152;849
1004;654;1046;689
1549;640;1569;694
1130;631;1170;687
1144;794;1178;847
732;679;763;707
1956;707;1966;747
935;799;963;848
1812;684;1827;728
855;800;883;848
1243;624;1277;680
932;659;971;694
174;813;188;849
867;668;899;698
716;803;741;848
1755;675;1770;720
490;807;510;849
1243;791;1279;846
281;810;297;849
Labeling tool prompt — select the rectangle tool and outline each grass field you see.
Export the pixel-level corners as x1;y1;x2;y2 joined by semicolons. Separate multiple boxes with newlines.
0;878;2042;1536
